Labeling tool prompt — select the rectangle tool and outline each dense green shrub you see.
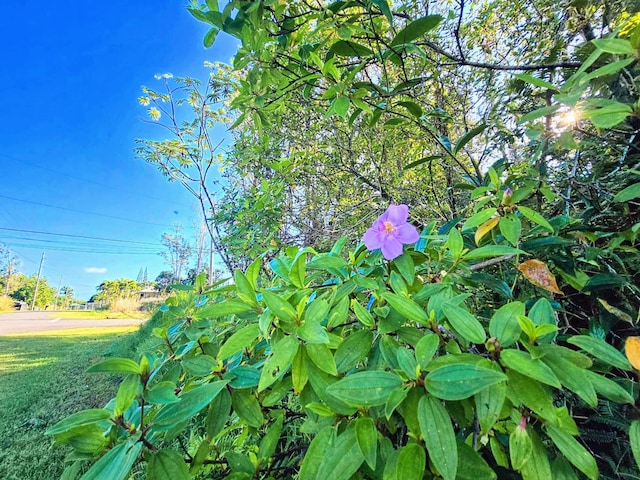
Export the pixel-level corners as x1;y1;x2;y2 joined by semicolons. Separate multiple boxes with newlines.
47;186;640;478
48;2;640;478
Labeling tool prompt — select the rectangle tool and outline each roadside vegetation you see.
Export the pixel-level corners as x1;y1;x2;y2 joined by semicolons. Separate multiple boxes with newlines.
34;1;640;479
0;327;138;480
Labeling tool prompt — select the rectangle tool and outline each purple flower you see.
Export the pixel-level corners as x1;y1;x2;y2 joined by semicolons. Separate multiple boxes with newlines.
363;204;420;260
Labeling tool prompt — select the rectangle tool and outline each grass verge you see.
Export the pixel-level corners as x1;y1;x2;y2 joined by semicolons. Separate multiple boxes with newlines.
0;326;138;480
54;310;149;320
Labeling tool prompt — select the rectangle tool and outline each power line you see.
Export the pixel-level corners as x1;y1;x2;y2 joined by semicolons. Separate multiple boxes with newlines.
0;227;163;246
5;242;160;255
0;153;194;209
0;193;180;228
0;236;159;253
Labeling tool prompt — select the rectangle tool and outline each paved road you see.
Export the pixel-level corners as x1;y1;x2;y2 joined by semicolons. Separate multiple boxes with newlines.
0;311;148;335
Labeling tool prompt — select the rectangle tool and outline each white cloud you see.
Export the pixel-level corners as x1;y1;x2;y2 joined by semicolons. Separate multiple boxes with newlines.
85;267;107;274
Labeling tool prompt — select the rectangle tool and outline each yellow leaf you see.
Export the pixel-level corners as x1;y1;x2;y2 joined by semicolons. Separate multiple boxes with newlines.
625;337;640;370
475;217;500;245
517;259;563;295
598;299;634;324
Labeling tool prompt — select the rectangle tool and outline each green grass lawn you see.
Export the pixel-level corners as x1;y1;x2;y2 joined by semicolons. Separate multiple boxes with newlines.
0;327;138;480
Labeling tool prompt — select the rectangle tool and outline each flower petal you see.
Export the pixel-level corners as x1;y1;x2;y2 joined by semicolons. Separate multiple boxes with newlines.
395;223;420;244
385;204;409;226
363;228;383;250
381;235;404;260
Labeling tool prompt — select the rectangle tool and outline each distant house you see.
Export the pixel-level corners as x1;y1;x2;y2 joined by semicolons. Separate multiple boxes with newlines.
138;287;161;300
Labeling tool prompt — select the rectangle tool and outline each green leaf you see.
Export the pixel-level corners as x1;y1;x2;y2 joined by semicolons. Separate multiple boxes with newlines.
316;425;365;480
396;443;426;480
366;0;392;21
519;428;552;480
418;395;457;480
147;449;190;480
258;335;299;392
194;299;255;319
381;292;428;323
517;205;554;232
393;253;415;284
463;245;524;260
425;364;506;401
205;387;231;440
584;370;634;404
593;38;636;55
583;58;635;82
289;254;307;288
462;208;497;231
329;96;350;118
234;269;257;305
514;73;558;91
500;349;561;388
306;360;357;415
454;123;487;154
456;440;497;479
182;355;217;377
153;380;228;428
613;182;640;202
307;255;348;269
298;427;333;479
114;374;140;416
489;301;524;347
442;302;486;344
328;40;373;57
499;213;521;246
335;330;373;373
145;381;179;405
397;101;423;118
415;333;439;369
46;409;111;436
505;370;555;425
326;371;403;406
584;101;632;128
261;290;297;324
231;389;264;428
510;425;532;470
518;104;561;124
80;441;142;480
541;353;597;407
355;417;378;470
396;348;418;379
390;15;443;46
475;379;506;434
203;27;219;47
86;358;141;375
306;343;337;375
218;324;261;361
545;424;598;480
630;421;640;470
352;299;375;327
567;335;631;370
258;414;283;460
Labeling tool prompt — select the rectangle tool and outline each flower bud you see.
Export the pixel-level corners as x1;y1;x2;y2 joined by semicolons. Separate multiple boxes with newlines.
502;188;513;206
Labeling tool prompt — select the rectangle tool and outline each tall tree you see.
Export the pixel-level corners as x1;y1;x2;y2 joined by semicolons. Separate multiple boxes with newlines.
160;224;193;283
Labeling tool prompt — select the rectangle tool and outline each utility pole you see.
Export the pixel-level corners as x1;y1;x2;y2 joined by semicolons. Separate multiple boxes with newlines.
31;252;45;311
54;275;63;310
4;258;12;296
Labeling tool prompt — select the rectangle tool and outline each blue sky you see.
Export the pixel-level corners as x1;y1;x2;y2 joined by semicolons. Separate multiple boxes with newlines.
0;2;237;300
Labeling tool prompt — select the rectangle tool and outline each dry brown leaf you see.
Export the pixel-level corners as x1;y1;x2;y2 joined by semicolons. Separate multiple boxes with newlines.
517;259;564;295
